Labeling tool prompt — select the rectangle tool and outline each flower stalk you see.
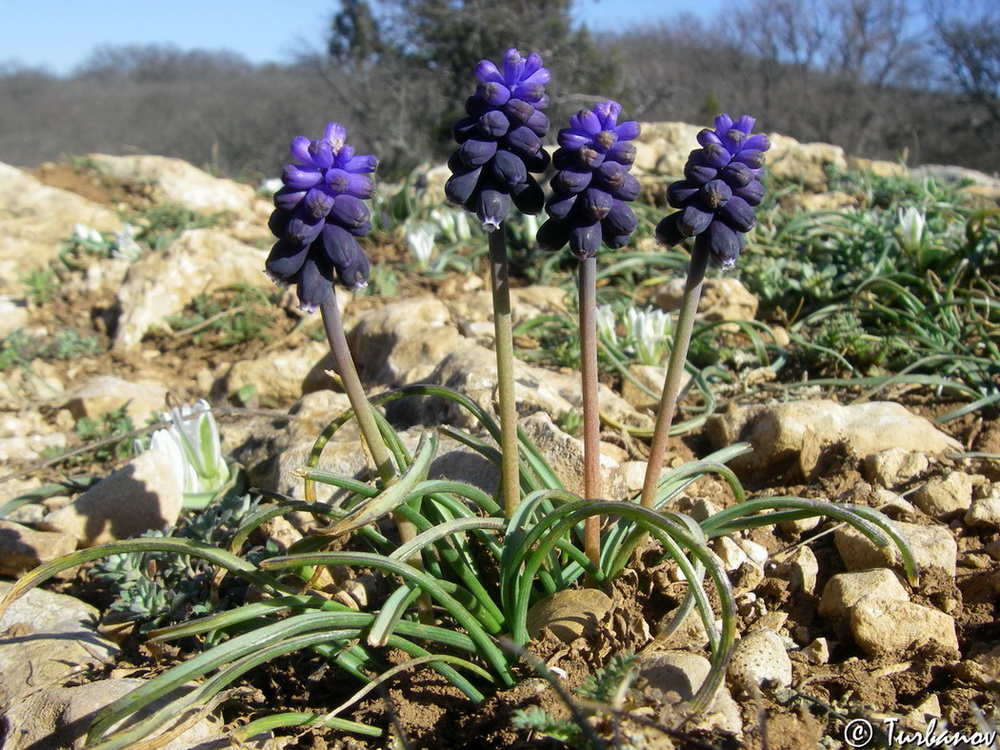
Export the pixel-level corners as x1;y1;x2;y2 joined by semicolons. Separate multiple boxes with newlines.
487;225;523;515
577;255;602;571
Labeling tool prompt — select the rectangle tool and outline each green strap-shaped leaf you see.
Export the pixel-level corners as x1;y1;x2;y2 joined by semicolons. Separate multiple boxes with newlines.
328;430;438;537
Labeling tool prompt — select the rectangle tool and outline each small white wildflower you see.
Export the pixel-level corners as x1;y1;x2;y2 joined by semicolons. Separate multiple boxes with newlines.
624;307;673;365
73;222;103;245
150;399;230;500
595;305;619;347
897;206;926;254
406;221;437;268
111;223;142;261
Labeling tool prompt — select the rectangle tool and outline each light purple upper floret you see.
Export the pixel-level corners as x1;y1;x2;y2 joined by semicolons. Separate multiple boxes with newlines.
558;101;641;162
475;50;551;104
266;122;379;311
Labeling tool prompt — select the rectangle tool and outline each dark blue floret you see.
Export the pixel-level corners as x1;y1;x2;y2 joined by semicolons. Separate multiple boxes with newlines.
265;123;378;311
655;114;770;268
445;48;551;231
536;100;642;259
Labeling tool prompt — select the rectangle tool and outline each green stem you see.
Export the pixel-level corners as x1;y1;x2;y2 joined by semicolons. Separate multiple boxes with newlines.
320;292;396;484
321;291;431;620
639;240;710;508
578;256;602;575
488;224;522;517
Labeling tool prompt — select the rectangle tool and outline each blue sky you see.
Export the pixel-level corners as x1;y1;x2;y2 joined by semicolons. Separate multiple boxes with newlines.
1;1;719;76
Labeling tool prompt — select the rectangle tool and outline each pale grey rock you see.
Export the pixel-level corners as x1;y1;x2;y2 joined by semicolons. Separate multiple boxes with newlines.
224;340;334;406
818;569;910;621
112;228;270;351
727;628;793;693
525;588;613;642
0;521;77;577
912;472;979;518
349;296;463;386
0;297;28;340
38;446;183;547
863;448;930;488
707;400;961;482
803;637;831;665
0;581;119;706
63;374;168;425
638;650;743;734
0;360;65;410
736;538;769;568
86;153;272;225
0;161;122;294
773;545;819;594
0;430;67;463
621;364;692;413
521;411;629;500
713;536;749;571
766;133;848;190
423;338;648;436
850;596;958;656
834;520;958;577
632;121;703;179
445;285;568;330
655;276;759;324
965;483;1000;529
0;678;232;750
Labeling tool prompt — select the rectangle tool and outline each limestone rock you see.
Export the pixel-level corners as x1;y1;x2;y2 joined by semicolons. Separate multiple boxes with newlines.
63;374;168;425
632;121;703;179
863;448;929;488
621;364;691;413
707;400;961;482
0;521;77;577
39;446;183;547
655;277;759;324
766;133;847;191
0;678;229;750
638;650;743;734
834;520;957;577
850;596;958;656
521;411;629;500
112;228;270;351
727;628;793;693
86;153;272;224
913;472;979;518
349;296;463;386
0;161;122;294
224;340;334;406
0;581;119;706
966;484;1000;529
525;588;613;642
818;568;910;621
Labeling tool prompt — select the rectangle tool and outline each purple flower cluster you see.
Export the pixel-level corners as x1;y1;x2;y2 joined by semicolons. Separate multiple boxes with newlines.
445;48;551;231
537;101;641;259
265;122;378;311
655;114;769;268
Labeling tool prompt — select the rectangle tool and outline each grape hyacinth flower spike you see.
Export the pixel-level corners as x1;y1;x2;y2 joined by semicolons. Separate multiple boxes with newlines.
445;48;551;231
537;100;641;258
538;101;641;578
654;113;769;268
264;123;396;488
445;48;552;516
640;114;769;510
265;122;378;312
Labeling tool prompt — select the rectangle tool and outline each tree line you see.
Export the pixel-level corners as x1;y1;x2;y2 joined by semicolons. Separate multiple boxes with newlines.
0;0;996;181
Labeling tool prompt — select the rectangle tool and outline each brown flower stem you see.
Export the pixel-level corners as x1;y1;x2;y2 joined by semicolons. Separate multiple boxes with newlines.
321;290;432;621
488;224;522;517
320;292;396;485
639;240;710;509
578;255;602;578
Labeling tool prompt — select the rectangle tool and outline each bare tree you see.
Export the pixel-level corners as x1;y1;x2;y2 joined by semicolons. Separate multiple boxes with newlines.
927;0;1000;125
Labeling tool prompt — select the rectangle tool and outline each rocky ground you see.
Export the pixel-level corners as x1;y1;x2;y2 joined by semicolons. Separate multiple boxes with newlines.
0;136;998;749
